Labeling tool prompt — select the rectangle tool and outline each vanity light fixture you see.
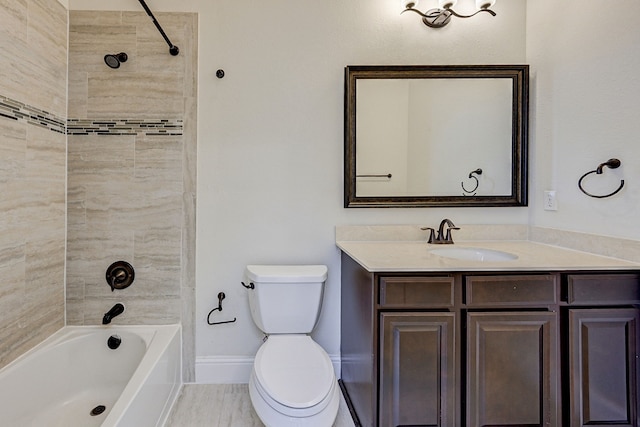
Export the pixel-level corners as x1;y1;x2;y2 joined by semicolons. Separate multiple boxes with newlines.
401;0;496;28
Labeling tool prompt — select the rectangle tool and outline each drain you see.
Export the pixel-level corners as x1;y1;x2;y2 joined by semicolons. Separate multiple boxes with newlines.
107;334;122;350
90;405;106;416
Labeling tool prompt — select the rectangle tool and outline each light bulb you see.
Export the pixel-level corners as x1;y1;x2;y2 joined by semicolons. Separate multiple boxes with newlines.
438;0;457;9
476;0;496;9
402;0;418;9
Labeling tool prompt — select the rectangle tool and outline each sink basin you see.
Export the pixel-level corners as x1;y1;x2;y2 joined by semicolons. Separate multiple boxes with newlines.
430;247;518;262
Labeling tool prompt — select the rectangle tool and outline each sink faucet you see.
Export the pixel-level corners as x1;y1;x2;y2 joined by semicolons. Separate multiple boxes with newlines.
421;219;460;244
102;303;125;325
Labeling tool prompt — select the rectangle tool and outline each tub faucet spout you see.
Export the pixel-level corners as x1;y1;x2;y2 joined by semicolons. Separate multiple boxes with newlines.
102;303;125;325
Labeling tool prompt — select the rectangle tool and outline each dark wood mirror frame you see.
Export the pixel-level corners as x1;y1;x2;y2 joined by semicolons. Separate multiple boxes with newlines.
344;64;529;208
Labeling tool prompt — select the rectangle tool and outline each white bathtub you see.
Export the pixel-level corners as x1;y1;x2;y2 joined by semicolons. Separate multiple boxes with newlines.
0;324;182;427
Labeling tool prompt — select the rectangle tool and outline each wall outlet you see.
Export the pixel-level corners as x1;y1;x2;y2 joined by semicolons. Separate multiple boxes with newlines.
544;190;558;211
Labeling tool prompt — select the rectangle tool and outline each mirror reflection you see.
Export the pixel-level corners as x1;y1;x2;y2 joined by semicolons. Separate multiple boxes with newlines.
344;65;529;207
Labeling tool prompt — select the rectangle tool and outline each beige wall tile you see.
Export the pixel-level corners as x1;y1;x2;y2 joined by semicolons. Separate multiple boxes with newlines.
69;10;122;26
67;71;88;118
28;0;67;60
87;73;185;118
1;0;67;117
0;0;67;365
0;0;27;44
0;120;26;183
65;10;197;379
69;24;137;73
0;245;26;328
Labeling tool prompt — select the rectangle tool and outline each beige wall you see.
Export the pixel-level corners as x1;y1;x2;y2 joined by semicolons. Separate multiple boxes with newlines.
66;11;197;380
527;0;640;240
0;0;67;369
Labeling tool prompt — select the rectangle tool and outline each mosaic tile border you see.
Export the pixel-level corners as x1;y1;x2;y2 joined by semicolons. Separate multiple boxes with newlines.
67;118;183;136
0;94;183;136
0;94;66;134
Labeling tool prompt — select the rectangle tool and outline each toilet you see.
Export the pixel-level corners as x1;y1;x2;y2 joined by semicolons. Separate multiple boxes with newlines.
244;265;340;427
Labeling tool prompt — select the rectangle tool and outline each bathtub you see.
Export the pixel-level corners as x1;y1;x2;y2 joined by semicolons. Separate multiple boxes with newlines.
0;324;181;427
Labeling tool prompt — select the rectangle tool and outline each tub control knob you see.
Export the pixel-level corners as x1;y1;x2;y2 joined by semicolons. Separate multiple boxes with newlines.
106;261;135;291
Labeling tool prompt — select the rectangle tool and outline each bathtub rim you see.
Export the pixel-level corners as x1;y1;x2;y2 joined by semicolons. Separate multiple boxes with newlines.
0;324;180;372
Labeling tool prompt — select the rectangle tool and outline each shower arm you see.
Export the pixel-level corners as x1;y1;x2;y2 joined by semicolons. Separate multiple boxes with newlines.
137;0;179;56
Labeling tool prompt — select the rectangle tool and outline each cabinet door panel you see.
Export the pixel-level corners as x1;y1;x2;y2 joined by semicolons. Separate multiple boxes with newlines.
380;313;456;427
569;309;639;427
467;312;558;427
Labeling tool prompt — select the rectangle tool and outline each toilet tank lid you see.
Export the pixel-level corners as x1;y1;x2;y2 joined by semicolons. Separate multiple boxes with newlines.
245;265;328;283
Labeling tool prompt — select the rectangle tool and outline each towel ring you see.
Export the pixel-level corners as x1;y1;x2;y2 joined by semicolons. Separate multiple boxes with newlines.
461;168;482;195
578;158;625;198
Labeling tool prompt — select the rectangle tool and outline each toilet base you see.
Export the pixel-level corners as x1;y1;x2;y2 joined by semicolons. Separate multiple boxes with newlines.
249;371;340;427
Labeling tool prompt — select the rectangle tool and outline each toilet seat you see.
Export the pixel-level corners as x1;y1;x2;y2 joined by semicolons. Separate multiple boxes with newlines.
252;335;335;416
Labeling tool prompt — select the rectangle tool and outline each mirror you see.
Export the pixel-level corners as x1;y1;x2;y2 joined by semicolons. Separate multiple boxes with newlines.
344;65;528;207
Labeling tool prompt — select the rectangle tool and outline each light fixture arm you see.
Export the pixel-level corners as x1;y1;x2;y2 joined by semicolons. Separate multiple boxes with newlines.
400;7;431;19
447;7;496;19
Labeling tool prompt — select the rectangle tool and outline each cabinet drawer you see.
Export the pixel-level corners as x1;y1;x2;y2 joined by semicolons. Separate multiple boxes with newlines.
380;276;455;308
466;275;558;307
567;274;640;305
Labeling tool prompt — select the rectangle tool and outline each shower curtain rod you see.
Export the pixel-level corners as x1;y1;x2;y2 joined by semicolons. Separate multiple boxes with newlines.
137;0;179;56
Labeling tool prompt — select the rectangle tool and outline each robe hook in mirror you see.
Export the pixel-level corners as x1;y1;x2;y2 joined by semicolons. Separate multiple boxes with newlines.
578;158;625;198
461;168;482;195
207;292;237;325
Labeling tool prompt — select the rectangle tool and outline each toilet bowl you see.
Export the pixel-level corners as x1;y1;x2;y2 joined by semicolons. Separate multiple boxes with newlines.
249;335;340;426
244;265;339;427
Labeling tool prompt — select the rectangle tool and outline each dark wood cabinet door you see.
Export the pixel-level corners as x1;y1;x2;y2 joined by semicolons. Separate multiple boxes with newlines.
569;308;640;427
379;312;456;427
467;312;558;427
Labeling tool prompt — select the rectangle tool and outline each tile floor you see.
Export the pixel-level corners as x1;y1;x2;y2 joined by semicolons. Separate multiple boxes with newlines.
165;384;356;427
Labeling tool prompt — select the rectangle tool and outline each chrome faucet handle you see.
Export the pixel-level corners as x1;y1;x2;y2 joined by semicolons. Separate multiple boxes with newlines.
420;226;436;243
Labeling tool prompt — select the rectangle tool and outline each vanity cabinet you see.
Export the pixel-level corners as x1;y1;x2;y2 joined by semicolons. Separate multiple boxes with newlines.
565;274;640;427
339;253;640;427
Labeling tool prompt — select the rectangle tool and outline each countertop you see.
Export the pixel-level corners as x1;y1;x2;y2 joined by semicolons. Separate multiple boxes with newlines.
336;240;640;272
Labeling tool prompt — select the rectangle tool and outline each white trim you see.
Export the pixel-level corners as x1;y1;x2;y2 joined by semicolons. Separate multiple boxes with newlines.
195;354;341;384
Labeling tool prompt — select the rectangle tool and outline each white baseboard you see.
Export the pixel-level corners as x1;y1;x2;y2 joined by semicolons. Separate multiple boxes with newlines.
195;354;341;384
195;356;254;384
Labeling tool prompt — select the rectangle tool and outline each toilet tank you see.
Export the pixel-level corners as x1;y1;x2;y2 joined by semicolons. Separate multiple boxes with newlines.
245;265;328;334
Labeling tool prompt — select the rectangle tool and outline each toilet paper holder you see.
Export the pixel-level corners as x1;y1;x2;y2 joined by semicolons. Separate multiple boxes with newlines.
207;292;237;325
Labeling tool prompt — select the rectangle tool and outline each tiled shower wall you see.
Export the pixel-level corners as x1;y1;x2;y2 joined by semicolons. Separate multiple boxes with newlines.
0;0;67;369
66;11;197;379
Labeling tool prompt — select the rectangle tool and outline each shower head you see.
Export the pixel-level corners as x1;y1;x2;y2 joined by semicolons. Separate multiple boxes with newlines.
104;52;128;69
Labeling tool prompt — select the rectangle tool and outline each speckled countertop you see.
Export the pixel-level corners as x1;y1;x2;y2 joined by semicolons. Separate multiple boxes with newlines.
336;225;640;272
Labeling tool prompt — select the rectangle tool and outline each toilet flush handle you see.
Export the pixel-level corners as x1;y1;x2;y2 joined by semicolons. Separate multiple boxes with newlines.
241;281;255;289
